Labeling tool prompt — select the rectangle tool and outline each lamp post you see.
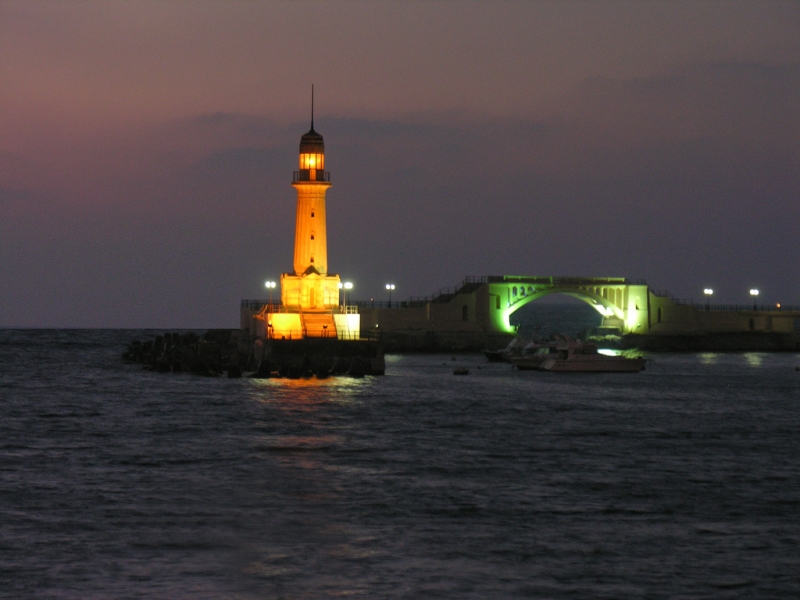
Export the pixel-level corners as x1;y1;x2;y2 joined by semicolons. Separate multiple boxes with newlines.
344;282;353;309
338;281;353;311
750;288;759;311
386;283;395;308
265;281;276;308
703;288;713;311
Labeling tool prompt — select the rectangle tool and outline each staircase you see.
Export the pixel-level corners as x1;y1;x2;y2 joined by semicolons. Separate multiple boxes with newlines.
301;312;337;338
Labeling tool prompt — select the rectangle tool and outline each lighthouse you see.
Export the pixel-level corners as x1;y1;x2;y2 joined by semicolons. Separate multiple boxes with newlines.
265;91;359;340
291;120;331;277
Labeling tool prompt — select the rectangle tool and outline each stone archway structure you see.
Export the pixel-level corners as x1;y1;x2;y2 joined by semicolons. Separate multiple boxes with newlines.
484;276;651;335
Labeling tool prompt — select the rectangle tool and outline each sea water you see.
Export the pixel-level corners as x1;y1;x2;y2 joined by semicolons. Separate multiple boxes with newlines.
510;301;603;339
1;327;799;599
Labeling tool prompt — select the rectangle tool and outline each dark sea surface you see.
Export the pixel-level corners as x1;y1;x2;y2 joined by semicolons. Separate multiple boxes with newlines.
2;322;800;599
510;300;603;339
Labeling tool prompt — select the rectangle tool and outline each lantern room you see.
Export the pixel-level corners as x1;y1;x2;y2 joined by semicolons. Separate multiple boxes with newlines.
299;150;324;171
294;126;329;183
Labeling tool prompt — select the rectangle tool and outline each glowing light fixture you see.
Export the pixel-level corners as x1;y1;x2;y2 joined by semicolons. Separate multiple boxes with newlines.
599;305;616;317
265;280;277;306
750;288;759;311
598;349;620;356
299;152;324;170
703;288;713;311
338;281;353;309
385;283;395;307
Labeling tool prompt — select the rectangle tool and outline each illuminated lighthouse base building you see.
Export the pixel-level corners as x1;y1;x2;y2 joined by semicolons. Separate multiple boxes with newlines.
256;115;360;340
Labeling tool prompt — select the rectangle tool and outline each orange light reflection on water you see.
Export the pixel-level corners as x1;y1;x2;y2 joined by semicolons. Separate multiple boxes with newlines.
246;377;371;473
249;376;371;407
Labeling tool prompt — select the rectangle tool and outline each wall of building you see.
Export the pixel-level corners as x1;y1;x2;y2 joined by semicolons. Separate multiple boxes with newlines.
359;301;485;334
268;313;304;340
280;273;340;309
291;182;331;276
333;314;361;340
648;293;799;334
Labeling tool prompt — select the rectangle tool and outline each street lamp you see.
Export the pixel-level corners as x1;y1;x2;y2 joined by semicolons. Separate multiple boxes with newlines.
265;281;276;308
750;288;759;311
385;283;395;308
703;288;713;311
338;281;353;311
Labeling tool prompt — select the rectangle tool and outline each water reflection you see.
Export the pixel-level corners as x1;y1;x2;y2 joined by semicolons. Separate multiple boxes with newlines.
743;353;764;368
251;432;344;472
699;353;719;365
248;376;372;407
245;378;370;473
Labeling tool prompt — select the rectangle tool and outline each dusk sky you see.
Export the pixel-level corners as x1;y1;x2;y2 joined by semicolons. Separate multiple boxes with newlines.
1;1;799;327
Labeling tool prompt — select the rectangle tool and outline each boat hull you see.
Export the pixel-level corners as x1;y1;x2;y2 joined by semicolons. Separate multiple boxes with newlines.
484;350;509;362
510;356;547;370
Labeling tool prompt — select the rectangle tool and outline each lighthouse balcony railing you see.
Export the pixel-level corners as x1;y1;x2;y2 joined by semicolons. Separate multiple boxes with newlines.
242;301;352;314
242;300;289;313
293;170;330;183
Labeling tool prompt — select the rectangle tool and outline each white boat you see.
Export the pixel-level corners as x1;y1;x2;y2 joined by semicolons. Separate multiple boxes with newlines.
507;342;556;370
511;341;646;372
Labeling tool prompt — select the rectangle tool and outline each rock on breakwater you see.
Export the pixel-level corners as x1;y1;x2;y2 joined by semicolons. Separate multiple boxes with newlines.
123;330;385;378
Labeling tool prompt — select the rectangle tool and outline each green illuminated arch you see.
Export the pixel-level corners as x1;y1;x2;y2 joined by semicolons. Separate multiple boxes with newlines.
488;281;648;335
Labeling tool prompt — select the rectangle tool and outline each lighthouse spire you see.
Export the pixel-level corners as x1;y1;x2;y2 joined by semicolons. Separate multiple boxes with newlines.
311;84;314;130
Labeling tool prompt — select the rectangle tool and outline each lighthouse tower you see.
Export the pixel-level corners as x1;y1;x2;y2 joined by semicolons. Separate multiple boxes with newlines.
291;119;331;277
266;92;358;339
280;98;341;313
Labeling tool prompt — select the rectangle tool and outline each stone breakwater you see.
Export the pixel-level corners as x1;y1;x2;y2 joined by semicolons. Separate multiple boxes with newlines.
122;330;385;378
